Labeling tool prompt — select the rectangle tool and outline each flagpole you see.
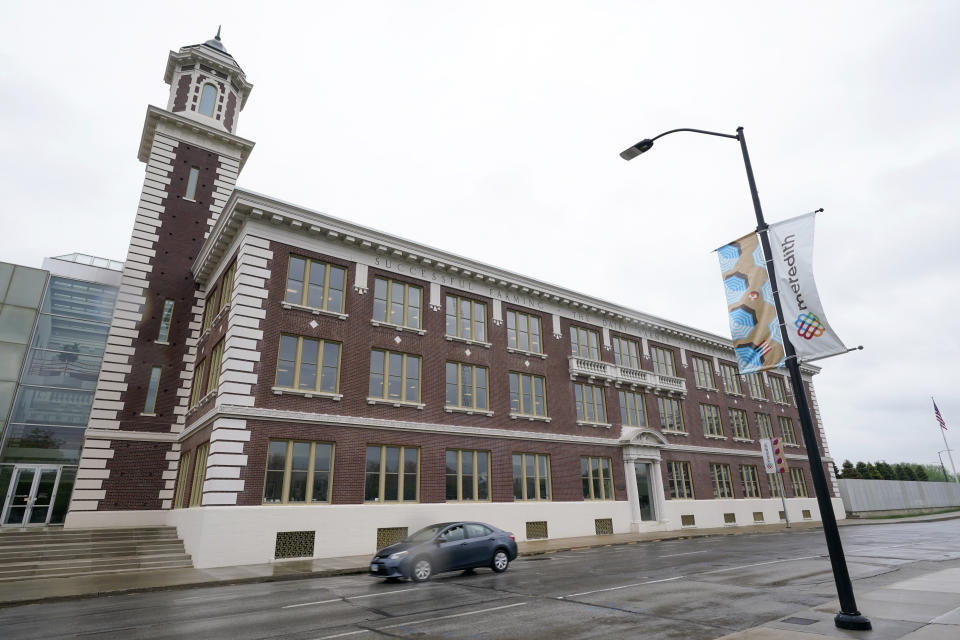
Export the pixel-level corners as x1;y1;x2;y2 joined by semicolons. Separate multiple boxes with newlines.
935;398;959;483
737;127;870;631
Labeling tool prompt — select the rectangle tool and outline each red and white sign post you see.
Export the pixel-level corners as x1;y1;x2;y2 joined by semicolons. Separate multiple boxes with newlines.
760;437;791;528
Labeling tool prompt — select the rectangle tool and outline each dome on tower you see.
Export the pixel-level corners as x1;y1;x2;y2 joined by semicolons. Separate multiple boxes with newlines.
203;27;230;56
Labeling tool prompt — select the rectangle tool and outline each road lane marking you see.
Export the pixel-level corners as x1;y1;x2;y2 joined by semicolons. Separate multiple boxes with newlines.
658;551;708;558
284;587;421;608
561;576;683;598
698;555;822;575
314;602;528;639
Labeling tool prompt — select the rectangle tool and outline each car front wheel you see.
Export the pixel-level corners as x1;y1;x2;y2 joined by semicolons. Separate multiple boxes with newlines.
411;557;433;582
491;549;510;573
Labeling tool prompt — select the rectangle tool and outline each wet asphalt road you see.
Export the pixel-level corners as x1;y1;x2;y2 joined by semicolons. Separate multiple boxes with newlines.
2;519;959;640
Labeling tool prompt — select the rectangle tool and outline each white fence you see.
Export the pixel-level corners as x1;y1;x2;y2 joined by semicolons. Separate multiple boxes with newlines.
838;479;960;515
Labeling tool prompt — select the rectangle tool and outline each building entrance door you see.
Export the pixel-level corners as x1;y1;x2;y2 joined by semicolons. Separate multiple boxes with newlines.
1;465;62;527
635;463;655;521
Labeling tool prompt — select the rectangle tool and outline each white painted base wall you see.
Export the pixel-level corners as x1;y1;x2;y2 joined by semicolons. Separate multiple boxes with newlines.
64;497;845;569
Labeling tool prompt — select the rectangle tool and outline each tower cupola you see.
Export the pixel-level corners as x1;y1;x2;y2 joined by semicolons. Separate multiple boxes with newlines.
162;28;253;135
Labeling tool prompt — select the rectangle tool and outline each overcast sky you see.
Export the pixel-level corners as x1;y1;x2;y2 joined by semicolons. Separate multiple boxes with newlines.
2;1;957;471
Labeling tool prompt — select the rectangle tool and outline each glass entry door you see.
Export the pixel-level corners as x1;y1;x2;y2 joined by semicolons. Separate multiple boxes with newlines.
635;463;655;522
1;465;61;527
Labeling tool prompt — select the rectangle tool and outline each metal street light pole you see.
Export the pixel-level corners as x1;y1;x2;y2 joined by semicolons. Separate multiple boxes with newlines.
620;127;871;631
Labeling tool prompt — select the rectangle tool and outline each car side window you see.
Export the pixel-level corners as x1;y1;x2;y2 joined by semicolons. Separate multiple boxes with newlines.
465;524;491;538
441;525;465;542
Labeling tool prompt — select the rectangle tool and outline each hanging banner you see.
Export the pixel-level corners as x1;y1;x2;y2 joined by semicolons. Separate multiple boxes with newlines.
717;231;786;374
768;212;846;363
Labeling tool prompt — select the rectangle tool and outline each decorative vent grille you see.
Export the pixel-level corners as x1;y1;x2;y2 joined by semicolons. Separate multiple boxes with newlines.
753;511;765;522
526;521;548;539
779;510;786;521
274;531;315;559
802;509;812;520
723;513;736;524
680;514;696;527
377;527;408;549
595;518;613;535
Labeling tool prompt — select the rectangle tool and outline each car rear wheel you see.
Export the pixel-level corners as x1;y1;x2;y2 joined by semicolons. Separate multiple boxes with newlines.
411;557;433;582
491;549;510;573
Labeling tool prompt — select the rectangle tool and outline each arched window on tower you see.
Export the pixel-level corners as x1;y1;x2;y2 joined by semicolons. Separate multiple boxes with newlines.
198;84;217;117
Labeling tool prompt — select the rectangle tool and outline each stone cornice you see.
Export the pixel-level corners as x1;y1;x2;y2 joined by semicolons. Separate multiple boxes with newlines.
138;106;256;169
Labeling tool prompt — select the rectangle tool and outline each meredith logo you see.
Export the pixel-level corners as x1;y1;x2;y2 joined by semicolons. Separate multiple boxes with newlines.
795;312;826;340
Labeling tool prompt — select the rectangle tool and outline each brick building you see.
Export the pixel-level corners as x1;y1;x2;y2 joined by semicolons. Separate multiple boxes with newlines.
63;33;844;568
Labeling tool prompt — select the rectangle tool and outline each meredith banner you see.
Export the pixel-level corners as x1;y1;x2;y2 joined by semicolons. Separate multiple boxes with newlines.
768;211;847;363
717;231;786;374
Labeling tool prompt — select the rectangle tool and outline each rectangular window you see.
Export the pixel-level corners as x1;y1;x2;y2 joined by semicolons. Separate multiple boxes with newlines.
692;357;715;389
262;440;334;504
365;445;419;502
658;397;685;433
372;277;421;328
650;346;676;376
218;262;236;311
581;456;614;500
740;465;761;498
285;256;347;313
201;288;219;333
445;362;488;411
512;453;551;501
189;443;208;507
574;383;606;423
779;416;798;445
700;404;723;437
185;166;200;200
618;389;647;427
506;310;542;354
508;372;547;417
189;360;207;407
446;449;490;501
768;472;784;497
275;334;342;394
144;366;162;414
746;373;766;399
790;468;808;497
667;461;694;499
157;299;175;343
729;408;750;440
570;326;600;361
720;363;742;395
369;350;421;403
770;376;788;403
710;463;734;498
173;451;191;509
445;295;487;342
756;413;773;439
612;336;640;370
206;339;224;396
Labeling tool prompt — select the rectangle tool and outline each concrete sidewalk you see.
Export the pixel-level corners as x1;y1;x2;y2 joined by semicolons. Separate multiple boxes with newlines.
0;511;958;638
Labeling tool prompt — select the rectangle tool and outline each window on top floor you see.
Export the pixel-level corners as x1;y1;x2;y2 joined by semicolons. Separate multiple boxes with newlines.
199;84;217;117
650;346;676;377
285;256;347;314
720;363;742;394
445;295;486;342
692;357;715;389
770;376;789;403
570;326;600;361
373;277;421;329
746;372;766;399
506;310;542;354
612;336;640;369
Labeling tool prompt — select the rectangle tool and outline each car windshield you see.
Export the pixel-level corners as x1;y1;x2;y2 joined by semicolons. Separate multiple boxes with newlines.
406;525;445;543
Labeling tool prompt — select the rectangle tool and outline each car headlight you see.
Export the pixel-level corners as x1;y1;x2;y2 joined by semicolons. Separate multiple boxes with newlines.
389;550;409;560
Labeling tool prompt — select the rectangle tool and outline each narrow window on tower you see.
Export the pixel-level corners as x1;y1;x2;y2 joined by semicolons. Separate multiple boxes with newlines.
157;299;175;343
144;366;162;414
185;167;200;200
199;84;217;117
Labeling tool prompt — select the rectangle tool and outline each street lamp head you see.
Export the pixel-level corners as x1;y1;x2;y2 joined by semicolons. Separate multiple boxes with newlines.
619;138;654;160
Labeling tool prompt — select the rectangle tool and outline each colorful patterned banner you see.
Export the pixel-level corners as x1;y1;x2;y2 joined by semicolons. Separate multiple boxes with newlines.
768;211;846;363
717;231;786;374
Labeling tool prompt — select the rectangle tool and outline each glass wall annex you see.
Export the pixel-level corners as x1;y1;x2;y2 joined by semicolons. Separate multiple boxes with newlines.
0;275;117;526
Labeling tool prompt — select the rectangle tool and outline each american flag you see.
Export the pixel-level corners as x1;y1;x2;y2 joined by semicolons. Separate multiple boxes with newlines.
933;399;947;431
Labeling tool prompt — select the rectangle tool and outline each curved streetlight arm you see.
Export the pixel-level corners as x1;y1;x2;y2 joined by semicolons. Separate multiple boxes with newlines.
650;127;739;142
620;128;738;160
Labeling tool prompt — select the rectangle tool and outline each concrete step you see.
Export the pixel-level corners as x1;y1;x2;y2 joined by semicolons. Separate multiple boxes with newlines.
0;527;180;546
0;551;194;572
0;558;195;582
0;542;187;561
0;549;191;569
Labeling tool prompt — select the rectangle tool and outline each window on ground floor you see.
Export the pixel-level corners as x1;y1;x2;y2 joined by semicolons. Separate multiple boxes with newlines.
740;464;761;498
188;442;208;507
581;456;614;500
768;472;784;497
173;451;190;509
667;460;694;499
710;463;734;498
790;468;808;497
512;452;551;501
446;449;490;501
365;445;419;502
263;440;334;504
